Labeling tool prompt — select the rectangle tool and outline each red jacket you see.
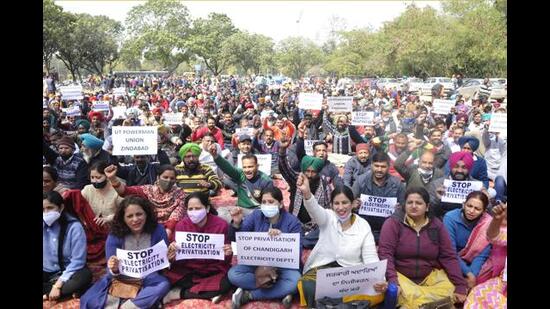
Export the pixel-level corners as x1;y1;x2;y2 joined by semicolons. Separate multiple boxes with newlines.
191;127;225;149
378;214;468;295
165;214;232;292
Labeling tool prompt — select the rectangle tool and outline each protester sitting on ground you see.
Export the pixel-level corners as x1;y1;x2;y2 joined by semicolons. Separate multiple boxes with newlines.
163;192;234;304
443;191;492;289
43;166;69;195
43;135;89;190
351;152;406;243
378;187;468;309
444;126;465;153
175;143;222;196
229;134;259;167
80;133;116;167
343;143;372;188
115;153;171;186
191;117;225;149
295;174;387;308
252;128;281;174
104;164;186;240
431;151;485;218
80;196;171;309
464;202;507;308
444;136;489;188
210;144;274;223
228;187;302;309
263;113;296;142
481;127;507;182
427;128;451;169
322;114;364;155
296;141;343;187
63;161;123;265
43;191;92;302
88;110;110;140
394;145;445;191
198;133;224;178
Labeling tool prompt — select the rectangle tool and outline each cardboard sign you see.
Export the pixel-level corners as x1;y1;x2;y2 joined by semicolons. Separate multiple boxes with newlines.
328;96;353;112
315;260;387;300
112;126;158;156
112;106;128;119
175;232;225;261
113;87;126;98
305;140;321;156
358;194;397;218
60;85;83;100
92;101;110;112
432;99;455;115
441;179;483;203
298;93;323;110
163;113;184;125
62;106;81;117
351;111;375;125
116;241;169;278
238;154;272;176
235;232;300;269
236;127;255;137
488;113;507;134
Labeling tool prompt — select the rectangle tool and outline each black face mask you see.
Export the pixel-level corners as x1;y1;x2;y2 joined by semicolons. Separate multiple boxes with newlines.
60;153;72;161
92;179;108;189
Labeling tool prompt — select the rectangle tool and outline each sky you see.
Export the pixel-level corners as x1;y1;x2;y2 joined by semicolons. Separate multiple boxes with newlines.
56;1;442;44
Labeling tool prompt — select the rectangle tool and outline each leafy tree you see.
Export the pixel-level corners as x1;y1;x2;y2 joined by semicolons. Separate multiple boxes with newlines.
221;31;274;75
123;0;192;72
188;13;238;75
43;0;74;74
275;37;322;79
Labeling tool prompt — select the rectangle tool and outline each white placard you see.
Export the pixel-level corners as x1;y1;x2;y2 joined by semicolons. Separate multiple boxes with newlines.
298;93;323;110
441;179;483;203
112;106;127;119
163;113;184;125
112;126;158;155
488;113;507;134
236;127;255;137
92;101;110;112
238;154;272;176
116;241;169;279
60;85;83;100
315;260;387;300
113;87;126;98
175;232;225;261
305;140;320;156
432;99;455;114
351;111;375;125
502;257;507;282
62;106;81;117
231;241;238;256
358;194;397;218
328;96;353;112
235;232;300;269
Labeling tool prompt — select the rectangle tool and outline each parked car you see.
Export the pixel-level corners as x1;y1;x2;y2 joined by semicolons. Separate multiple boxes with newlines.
377;78;403;90
456;78;507;100
419;77;454;97
403;77;424;94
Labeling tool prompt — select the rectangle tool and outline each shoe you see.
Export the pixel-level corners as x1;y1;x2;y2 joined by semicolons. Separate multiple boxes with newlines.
282;294;293;309
211;294;223;304
232;288;244;309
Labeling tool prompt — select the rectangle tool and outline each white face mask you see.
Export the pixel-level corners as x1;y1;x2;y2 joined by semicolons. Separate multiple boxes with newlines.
43;211;61;226
260;204;280;218
337;211;352;223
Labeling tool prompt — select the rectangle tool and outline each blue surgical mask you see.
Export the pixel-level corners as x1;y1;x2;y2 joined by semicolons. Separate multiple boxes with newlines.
260;204;280;218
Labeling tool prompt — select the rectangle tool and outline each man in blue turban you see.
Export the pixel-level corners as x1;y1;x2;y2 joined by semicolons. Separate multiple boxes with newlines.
79;133;115;167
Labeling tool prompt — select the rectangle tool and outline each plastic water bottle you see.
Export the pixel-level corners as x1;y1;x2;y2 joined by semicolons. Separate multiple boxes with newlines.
381;282;398;309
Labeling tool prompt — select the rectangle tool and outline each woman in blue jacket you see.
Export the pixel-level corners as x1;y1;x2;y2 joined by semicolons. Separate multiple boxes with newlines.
80;196;170;309
443;191;492;289
227;186;302;309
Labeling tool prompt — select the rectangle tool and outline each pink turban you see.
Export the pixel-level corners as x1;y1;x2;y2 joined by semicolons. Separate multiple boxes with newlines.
449;151;474;171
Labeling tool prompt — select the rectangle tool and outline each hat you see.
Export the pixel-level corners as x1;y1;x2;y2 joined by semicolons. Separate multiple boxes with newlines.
56;136;75;149
449;151;474;171
245;103;254;109
88;111;104;122
75;119;91;131
239;134;252;143
300;156;324;172
79;133;104;150
178;143;202;159
356;143;369;153
456;113;468;123
458;136;480;152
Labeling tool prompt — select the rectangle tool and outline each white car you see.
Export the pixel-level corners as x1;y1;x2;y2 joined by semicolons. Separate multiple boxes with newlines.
377;78;402;90
457;78;507;100
403;78;424;93
419;77;454;97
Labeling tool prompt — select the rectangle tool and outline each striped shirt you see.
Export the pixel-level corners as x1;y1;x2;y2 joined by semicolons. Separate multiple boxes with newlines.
175;163;222;194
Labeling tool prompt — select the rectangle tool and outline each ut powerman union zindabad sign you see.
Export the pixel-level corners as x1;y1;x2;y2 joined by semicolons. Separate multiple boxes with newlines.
112;126;158;156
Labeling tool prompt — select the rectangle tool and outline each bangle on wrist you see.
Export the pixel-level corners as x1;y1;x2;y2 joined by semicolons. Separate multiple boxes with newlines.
111;180;121;188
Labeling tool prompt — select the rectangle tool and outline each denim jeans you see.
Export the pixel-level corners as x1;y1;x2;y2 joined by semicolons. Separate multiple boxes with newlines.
228;265;301;300
494;176;507;202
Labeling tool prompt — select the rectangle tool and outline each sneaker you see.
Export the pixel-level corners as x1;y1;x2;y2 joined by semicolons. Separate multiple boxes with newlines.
282;294;293;309
232;288;244;309
211;294;223;304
